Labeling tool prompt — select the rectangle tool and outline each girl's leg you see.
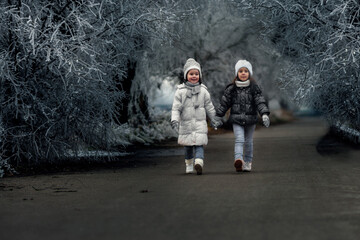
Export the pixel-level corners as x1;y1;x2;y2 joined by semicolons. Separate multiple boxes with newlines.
184;146;194;159
194;145;204;159
233;124;245;172
184;146;194;174
233;123;245;161
194;145;204;175
244;124;256;163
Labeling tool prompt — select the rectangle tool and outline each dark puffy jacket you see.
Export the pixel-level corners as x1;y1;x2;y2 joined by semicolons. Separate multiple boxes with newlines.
216;82;270;126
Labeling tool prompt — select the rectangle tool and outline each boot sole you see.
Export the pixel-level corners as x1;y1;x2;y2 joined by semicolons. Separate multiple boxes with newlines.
234;159;243;172
194;164;202;175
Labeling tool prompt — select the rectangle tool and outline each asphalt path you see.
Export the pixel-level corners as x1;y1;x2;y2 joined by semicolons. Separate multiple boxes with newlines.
1;117;360;240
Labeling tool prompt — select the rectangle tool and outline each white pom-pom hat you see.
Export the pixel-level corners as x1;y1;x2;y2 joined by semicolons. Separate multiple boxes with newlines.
235;60;253;76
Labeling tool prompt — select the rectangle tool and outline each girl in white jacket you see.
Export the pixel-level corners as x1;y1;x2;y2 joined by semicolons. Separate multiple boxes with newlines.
171;58;221;175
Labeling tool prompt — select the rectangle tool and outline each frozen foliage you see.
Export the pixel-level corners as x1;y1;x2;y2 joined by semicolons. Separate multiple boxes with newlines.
65;112;177;158
0;0;190;175
112;111;177;146
232;0;360;129
0;119;14;177
1;0;122;169
142;0;289;112
332;122;360;144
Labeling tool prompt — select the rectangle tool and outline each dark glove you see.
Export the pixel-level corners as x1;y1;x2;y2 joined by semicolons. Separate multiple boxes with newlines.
171;120;179;133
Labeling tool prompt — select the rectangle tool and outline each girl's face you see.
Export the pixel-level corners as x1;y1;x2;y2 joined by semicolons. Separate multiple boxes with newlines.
187;69;200;84
237;67;250;81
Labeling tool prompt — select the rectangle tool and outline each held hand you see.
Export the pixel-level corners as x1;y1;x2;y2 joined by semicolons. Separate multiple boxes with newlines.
211;121;219;130
262;115;270;128
211;117;223;130
171;120;179;133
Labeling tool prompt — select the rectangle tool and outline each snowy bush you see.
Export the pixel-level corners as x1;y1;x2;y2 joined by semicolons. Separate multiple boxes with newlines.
111;111;177;147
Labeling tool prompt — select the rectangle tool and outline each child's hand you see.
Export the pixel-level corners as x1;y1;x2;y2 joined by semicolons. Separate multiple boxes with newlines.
171;120;179;133
211;117;222;130
262;115;270;128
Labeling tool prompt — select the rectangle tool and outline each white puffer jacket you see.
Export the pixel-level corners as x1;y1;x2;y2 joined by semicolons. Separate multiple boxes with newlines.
171;83;216;146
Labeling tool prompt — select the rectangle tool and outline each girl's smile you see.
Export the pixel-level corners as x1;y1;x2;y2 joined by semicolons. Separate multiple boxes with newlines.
237;67;250;81
187;69;200;84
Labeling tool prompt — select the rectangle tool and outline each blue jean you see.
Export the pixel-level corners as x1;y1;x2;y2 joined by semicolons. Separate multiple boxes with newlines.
184;145;204;159
233;123;256;162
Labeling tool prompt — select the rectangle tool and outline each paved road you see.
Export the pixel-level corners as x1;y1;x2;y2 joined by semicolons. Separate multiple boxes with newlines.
1;117;360;240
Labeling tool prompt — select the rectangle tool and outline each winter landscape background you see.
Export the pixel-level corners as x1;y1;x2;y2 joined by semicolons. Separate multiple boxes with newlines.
0;0;359;176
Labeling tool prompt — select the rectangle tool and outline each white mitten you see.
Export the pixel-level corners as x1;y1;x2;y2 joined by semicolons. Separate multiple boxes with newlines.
262;115;270;128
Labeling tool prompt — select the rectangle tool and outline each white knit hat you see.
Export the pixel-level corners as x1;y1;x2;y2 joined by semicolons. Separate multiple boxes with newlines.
183;58;202;80
235;60;253;76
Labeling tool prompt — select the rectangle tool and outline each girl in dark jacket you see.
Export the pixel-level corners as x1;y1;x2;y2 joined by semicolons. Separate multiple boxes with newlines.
216;60;270;172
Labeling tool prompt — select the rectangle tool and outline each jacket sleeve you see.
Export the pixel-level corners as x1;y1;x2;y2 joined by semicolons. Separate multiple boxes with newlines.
253;84;270;116
171;89;182;122
204;89;216;120
216;85;233;117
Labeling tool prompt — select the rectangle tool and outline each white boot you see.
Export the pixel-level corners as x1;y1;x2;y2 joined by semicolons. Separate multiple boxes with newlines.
185;159;194;174
243;161;252;172
194;158;204;175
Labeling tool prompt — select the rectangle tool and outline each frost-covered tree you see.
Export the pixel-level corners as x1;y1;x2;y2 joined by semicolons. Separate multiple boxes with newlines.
109;0;193;125
232;0;360;129
0;0;192;175
143;0;286;112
